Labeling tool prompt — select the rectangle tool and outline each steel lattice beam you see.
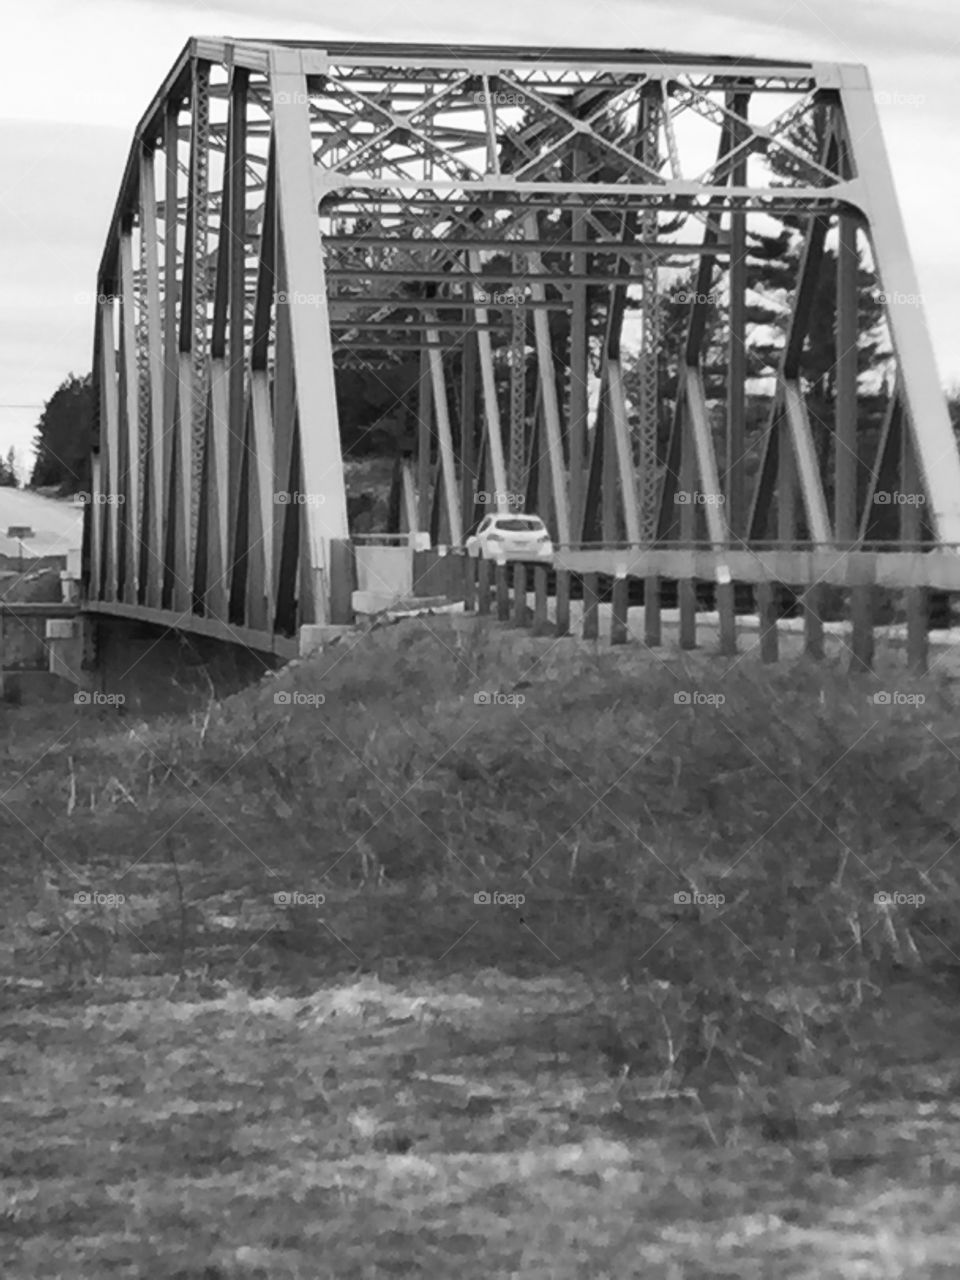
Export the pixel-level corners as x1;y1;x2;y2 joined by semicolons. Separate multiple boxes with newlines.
86;40;960;649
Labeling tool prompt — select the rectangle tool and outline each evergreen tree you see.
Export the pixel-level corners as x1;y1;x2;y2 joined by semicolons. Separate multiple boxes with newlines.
30;372;93;493
31;373;92;491
0;446;18;488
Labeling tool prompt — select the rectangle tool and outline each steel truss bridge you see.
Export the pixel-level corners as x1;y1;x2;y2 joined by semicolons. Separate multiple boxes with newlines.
84;38;960;654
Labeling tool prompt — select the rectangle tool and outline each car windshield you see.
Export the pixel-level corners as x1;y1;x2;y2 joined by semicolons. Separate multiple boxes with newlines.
492;518;545;532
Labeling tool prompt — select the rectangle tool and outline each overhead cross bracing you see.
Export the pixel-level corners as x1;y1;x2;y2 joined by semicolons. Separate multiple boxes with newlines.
86;38;960;649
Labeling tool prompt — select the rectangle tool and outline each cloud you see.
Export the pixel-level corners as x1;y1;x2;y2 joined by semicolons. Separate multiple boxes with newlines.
1;0;959;469
127;0;960;62
0;119;128;460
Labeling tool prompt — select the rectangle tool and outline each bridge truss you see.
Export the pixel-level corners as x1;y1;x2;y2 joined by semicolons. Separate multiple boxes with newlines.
86;39;960;647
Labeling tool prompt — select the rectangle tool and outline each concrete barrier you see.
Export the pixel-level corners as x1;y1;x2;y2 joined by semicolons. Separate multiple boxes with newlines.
353;545;414;613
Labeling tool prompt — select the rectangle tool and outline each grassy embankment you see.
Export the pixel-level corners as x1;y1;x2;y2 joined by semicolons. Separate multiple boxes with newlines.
3;619;960;1278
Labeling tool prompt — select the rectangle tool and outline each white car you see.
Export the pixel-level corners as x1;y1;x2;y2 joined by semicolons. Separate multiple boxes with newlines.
465;513;554;562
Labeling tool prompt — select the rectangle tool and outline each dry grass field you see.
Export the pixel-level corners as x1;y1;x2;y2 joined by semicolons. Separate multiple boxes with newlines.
3;618;960;1277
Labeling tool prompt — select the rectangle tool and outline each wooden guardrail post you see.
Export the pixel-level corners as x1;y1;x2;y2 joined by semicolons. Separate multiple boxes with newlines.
905;586;929;674
717;579;736;655
849;583;875;673
610;575;629;644
512;562;529;627
476;557;491;615
496;561;510;621
462;553;476;612
679;576;697;649
533;565;549;632
644;573;661;647
802;582;824;660
756;580;779;662
582;572;599;640
555;568;571;636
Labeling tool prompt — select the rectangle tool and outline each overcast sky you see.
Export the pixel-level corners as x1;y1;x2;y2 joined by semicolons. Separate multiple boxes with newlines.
1;0;958;474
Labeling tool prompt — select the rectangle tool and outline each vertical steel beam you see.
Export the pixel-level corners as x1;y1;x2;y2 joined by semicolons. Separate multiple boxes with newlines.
161;99;185;611
508;256;526;498
99;301;120;602
417;346;433;532
226;69;249;608
204;277;230;622
900;417;928;670
273;230;298;623
777;403;797;543
678;397;697;649
119;231;140;600
89;447;103;601
271;48;350;624
600;379;618;543
469;253;510;511
860;385;903;542
460;331;478;530
524;217;571;547
726;92;749;540
835;209;859;543
425;327;463;545
638;85;661;544
246;140;278;630
607;360;641;544
139;149;164;608
748;125;836;544
782;380;832;544
839;65;960;543
190;60;211;578
658;118;732;540
568;144;588;536
402;459;417;532
682;364;730;548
